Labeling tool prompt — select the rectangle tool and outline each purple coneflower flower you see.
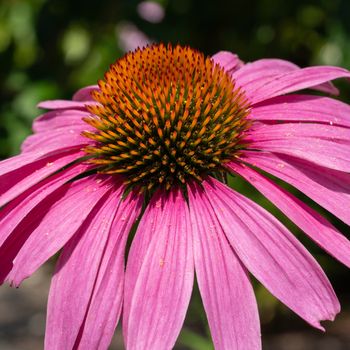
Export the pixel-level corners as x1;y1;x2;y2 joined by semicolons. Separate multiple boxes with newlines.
1;43;350;350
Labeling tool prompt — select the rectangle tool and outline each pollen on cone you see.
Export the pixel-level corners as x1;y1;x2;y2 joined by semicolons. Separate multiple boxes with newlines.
83;43;250;191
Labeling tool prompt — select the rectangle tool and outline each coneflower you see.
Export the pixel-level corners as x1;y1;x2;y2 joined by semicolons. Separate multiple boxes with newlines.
1;43;350;350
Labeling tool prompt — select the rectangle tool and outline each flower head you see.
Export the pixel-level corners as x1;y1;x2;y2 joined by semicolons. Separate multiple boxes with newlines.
83;44;250;191
1;43;350;350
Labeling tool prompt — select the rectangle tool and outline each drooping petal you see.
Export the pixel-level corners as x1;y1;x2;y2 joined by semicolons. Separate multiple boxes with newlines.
75;191;143;350
228;162;350;268
231;59;339;96
0;162;89;249
203;177;340;330
235;66;350;104
0;150;85;203
0;150;85;207
188;182;261;350
249;95;350;128
45;186;143;350
72;85;99;102
212;51;244;74
311;82;339;95
33;109;90;133
124;188;194;350
45;186;123;350
6;176;116;286
0;153;51;197
232;58;299;84
249;122;350;141
0;151;50;177
0;185;67;284
122;190;164;344
21;127;90;154
37;100;92;110
247;123;350;172
242;151;350;226
248;137;350;173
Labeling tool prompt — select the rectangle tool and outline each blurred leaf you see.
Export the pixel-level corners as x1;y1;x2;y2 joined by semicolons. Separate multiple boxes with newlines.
2;111;30;156
62;25;91;64
178;328;214;350
12;81;60;121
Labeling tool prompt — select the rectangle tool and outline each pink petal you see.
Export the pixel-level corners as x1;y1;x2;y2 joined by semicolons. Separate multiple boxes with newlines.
6;176;116;286
45;186;123;350
72;85;99;102
236;66;350;104
250;122;350;141
232;59;339;96
21;127;90;154
248;138;350;172
0;184;67;284
203;177;340;330
312;82;339;95
0;151;86;207
0;150;84;202
0;155;46;197
0;151;49;177
247;123;350;172
75;190;143;350
37;100;91;110
33;109;90;133
242;151;350;226
122;190;164;344
124;188;194;349
0;162;89;248
232;58;299;84
249;94;350;128
212;51;244;74
229;162;350;268
188;182;261;350
45;186;143;350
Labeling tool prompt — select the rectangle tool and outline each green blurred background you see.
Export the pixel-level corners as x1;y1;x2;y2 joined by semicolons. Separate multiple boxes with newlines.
1;0;350;349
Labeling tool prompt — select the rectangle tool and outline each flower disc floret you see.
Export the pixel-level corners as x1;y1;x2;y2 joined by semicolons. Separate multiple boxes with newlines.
83;43;250;191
